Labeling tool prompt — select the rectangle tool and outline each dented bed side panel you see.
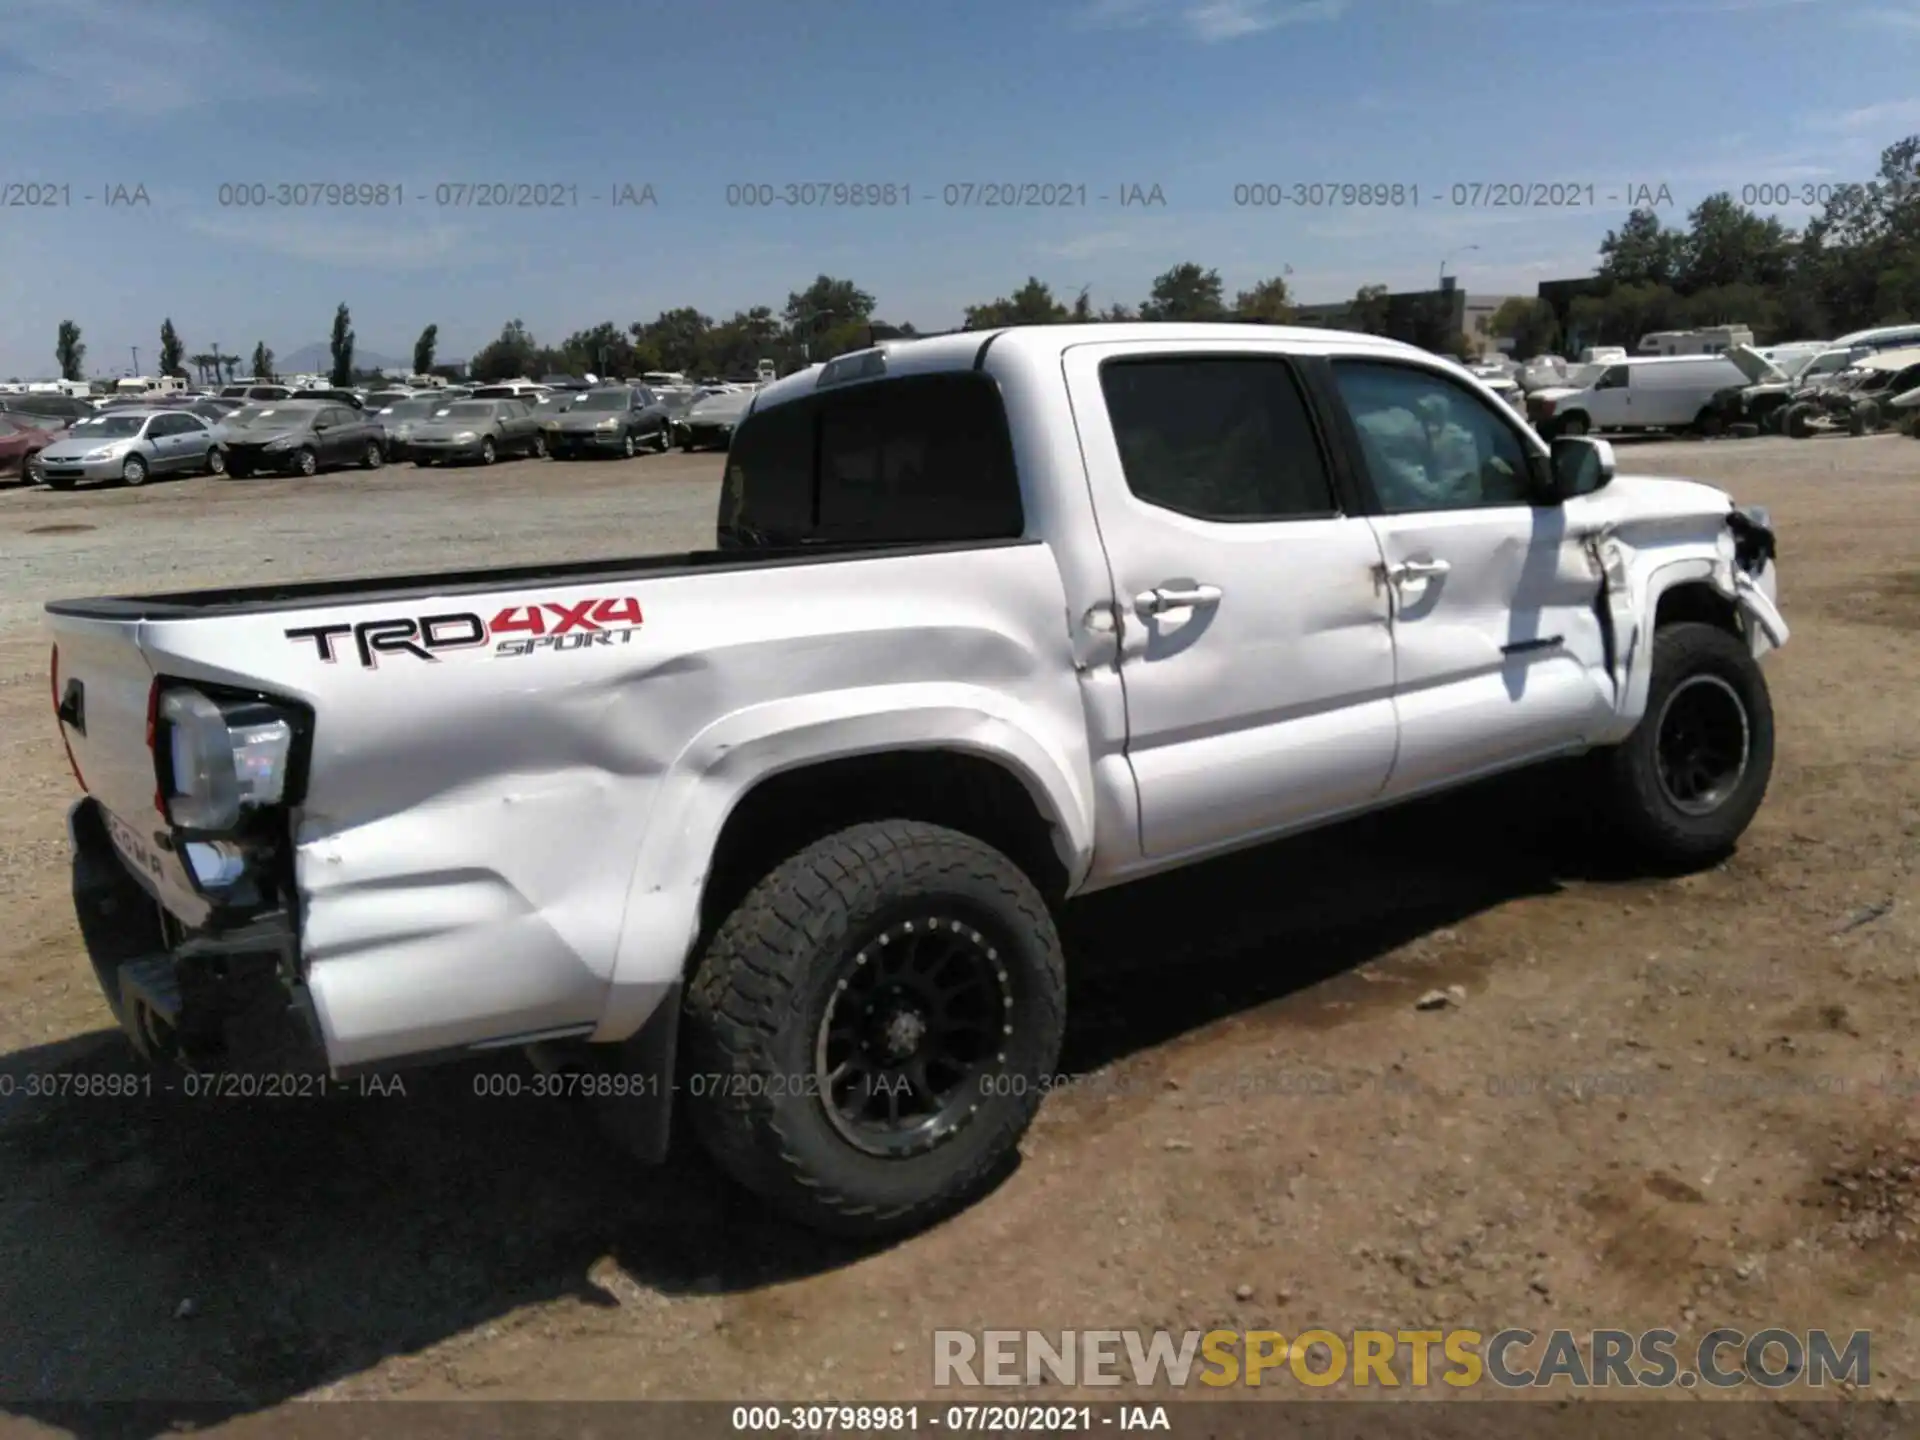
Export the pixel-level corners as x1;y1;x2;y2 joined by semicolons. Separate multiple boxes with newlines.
132;542;1095;1070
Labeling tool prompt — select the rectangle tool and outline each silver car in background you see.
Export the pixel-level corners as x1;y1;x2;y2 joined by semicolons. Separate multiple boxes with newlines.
33;408;223;489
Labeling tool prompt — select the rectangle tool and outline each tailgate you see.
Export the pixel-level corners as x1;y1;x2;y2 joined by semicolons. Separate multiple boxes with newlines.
47;613;160;827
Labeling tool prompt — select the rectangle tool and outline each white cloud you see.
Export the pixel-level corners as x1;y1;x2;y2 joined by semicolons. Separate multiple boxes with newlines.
1185;0;1348;40
1854;5;1920;27
0;0;320;117
1035;229;1154;259
182;212;473;269
1072;0;1351;39
1807;97;1920;132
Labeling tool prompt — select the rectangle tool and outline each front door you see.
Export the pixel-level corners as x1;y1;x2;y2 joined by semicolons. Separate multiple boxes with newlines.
1321;358;1617;799
1064;342;1399;863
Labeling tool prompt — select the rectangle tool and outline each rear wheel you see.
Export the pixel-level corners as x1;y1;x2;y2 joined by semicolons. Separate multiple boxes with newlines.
362;440;384;469
204;446;227;476
531;432;548;459
652;424;671;452
1596;622;1775;869
682;820;1066;1238
1785;402;1818;439
1848;400;1880;437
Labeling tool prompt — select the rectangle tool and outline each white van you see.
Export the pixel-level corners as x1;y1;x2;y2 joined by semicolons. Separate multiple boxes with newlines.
1535;353;1749;436
1636;326;1754;357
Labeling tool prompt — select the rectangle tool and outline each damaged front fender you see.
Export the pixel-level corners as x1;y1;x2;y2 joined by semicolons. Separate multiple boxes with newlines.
1589;504;1787;745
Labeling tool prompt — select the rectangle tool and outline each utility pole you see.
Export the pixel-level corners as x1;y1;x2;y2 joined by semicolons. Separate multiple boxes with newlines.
131;346;140;377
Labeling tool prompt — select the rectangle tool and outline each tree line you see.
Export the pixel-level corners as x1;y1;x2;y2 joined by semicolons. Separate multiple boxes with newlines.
37;136;1918;384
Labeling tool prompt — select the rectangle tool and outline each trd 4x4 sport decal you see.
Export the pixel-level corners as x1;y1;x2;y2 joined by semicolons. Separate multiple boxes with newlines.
286;597;644;668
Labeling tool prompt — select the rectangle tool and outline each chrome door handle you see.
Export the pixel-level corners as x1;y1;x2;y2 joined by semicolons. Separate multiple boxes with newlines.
1389;559;1451;583
1135;583;1222;615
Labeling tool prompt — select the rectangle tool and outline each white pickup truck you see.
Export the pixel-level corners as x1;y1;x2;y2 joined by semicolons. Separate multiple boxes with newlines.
46;323;1787;1236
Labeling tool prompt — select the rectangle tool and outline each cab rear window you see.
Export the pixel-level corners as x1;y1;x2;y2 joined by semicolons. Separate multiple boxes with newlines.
718;372;1023;548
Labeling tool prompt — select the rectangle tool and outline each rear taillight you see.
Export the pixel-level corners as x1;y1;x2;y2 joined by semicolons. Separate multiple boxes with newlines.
50;644;86;792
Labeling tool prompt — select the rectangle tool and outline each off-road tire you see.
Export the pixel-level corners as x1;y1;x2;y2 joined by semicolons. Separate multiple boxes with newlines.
681;820;1066;1238
1848;400;1880;437
1785;402;1818;439
1597;622;1775;870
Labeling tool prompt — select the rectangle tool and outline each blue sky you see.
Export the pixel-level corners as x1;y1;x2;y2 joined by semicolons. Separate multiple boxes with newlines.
2;0;1918;377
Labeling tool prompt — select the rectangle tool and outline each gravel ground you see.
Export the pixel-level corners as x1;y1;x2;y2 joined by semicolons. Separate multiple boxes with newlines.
0;437;1917;1430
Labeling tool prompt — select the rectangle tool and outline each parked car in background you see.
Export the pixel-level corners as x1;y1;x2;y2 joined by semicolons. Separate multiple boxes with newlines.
544;385;671;458
372;396;451;461
218;400;387;478
0;413;67;485
469;382;548;403
34;408;222;488
673;385;755;450
291;388;367;409
219;384;293;402
362;390;416;411
0;392;98;425
406;398;546;465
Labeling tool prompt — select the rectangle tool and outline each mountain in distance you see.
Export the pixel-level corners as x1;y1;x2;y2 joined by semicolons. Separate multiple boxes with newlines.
273;342;415;375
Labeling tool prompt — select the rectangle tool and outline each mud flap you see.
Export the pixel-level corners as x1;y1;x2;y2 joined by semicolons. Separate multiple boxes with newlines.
592;982;682;1164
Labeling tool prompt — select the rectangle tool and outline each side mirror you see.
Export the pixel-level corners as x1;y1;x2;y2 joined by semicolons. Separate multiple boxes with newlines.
1547;435;1615;501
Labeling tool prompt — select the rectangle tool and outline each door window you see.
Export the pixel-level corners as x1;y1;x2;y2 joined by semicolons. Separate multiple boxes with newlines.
1097;357;1337;521
1331;360;1535;513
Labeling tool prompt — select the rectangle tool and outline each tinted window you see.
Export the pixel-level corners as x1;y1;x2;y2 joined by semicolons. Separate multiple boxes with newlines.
1098;357;1337;521
149;414;185;436
1331;361;1534;513
1596;365;1630;389
719;373;1022;548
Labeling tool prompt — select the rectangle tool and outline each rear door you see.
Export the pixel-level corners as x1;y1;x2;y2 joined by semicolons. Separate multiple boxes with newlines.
1063;341;1398;862
1321;357;1615;798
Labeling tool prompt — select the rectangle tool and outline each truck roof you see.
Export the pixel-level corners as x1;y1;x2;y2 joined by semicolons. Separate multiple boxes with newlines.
749;323;1427;414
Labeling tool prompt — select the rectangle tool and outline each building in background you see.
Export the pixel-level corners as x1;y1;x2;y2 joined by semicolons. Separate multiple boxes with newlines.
1289;277;1524;357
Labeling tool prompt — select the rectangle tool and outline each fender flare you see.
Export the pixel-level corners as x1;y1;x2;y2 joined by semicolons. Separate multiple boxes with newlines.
590;683;1096;1041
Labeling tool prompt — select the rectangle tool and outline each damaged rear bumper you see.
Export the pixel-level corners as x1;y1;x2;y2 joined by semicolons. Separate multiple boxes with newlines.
68;796;326;1074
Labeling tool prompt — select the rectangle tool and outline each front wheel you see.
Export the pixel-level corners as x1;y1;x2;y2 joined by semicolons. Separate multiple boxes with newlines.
1693;407;1725;439
293;447;318;477
621;432;637;459
1785;402;1818;439
1596;622;1775;870
478;437;496;465
121;455;149;487
681;820;1066;1238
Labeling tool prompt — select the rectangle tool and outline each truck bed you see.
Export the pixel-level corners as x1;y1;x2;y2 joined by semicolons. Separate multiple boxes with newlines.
44;538;1027;620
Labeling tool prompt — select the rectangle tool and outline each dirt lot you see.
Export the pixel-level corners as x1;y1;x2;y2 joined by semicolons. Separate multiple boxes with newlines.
0;438;1916;1429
